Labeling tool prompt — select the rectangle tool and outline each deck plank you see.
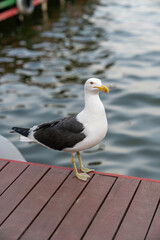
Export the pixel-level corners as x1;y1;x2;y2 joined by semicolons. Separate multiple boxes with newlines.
0;168;71;240
0;159;160;240
0;164;49;225
114;181;160;240
145;202;160;240
0;160;8;170
0;162;28;195
51;174;116;240
20;172;93;240
83;177;140;240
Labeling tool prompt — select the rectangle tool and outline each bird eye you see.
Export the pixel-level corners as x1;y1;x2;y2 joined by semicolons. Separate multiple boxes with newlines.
90;82;94;85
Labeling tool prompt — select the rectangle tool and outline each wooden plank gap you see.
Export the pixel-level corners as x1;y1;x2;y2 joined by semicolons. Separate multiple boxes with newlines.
19;171;93;240
112;180;142;240
83;177;140;240
19;169;72;239
0;166;50;227
0;164;30;197
144;198;160;240
51;174;117;240
48;173;95;240
81;176;118;240
114;180;160;240
0;160;9;171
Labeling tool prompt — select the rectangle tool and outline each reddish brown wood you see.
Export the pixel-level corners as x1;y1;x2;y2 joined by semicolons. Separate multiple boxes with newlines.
1;159;160;184
0;159;160;240
0;164;49;225
83;177;140;240
0;162;28;195
51;174;116;240
0;160;8;170
20;172;93;240
145;202;160;240
114;181;160;240
0;168;70;240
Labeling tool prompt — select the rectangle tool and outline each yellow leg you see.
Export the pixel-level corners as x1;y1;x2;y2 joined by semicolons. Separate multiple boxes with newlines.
71;154;90;181
77;152;94;173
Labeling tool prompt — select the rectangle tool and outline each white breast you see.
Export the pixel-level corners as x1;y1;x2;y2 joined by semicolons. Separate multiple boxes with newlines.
65;95;108;153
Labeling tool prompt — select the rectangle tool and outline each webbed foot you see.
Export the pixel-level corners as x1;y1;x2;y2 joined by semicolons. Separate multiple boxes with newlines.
75;172;91;181
80;166;95;173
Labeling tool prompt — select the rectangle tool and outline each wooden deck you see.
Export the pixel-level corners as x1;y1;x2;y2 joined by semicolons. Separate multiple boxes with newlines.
0;159;160;240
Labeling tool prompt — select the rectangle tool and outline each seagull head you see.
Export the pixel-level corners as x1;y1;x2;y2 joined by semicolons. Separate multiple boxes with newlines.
85;78;109;94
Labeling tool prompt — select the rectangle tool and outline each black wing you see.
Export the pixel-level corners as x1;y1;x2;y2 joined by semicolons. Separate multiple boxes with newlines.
33;115;86;151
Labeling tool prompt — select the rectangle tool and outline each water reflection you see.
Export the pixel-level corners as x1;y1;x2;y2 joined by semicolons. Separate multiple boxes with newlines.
0;0;160;180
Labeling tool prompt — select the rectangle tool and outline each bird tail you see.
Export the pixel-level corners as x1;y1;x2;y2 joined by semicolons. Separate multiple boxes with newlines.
11;127;33;142
11;127;30;137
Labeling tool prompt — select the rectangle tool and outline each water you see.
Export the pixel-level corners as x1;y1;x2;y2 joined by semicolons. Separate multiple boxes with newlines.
0;0;160;180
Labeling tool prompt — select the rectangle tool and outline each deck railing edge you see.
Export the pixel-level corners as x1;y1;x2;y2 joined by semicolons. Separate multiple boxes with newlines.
0;158;160;183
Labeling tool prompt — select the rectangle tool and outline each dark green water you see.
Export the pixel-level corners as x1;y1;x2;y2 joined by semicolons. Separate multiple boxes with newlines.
0;0;160;180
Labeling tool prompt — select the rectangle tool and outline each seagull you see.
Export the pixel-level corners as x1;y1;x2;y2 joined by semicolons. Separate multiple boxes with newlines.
11;78;109;181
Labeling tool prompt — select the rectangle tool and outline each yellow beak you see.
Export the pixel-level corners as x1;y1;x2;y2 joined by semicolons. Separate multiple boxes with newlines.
94;85;109;93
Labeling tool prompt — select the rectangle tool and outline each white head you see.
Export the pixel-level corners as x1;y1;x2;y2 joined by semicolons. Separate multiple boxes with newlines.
84;78;109;94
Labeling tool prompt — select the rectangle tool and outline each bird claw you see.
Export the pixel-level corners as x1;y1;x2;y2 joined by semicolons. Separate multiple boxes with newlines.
76;172;91;181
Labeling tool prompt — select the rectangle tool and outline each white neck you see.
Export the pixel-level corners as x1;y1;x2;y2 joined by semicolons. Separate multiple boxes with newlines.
84;90;104;114
77;89;106;123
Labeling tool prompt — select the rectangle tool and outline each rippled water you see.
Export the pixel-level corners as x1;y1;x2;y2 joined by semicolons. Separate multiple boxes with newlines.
0;0;160;180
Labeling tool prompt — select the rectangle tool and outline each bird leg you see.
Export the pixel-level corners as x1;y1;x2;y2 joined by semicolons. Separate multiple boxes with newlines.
71;154;90;181
77;151;94;173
